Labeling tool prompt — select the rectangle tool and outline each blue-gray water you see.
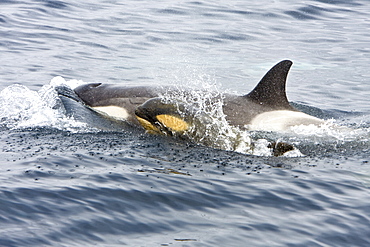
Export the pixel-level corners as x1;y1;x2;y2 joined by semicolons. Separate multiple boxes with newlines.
1;0;370;246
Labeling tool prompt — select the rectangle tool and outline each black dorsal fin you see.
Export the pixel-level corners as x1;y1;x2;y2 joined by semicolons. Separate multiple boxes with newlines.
246;60;295;110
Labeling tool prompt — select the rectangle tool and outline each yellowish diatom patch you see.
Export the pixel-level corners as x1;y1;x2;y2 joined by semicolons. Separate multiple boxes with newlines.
156;114;189;132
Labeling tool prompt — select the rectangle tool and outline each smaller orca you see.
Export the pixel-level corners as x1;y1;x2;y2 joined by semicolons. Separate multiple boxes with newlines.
73;60;324;133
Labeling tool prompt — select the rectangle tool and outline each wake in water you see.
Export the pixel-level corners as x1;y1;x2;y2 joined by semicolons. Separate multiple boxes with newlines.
0;77;87;131
0;76;369;157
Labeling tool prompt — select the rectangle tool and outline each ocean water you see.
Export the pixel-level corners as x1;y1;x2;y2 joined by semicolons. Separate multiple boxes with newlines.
1;0;370;246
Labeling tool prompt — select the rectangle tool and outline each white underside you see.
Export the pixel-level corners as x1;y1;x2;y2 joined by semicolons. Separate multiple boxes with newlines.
248;110;324;131
93;106;129;120
92;106;323;133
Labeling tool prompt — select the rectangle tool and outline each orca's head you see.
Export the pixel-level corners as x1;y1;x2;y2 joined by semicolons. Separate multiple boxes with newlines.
135;98;193;135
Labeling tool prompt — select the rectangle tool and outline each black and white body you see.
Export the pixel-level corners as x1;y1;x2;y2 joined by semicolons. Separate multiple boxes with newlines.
72;60;323;133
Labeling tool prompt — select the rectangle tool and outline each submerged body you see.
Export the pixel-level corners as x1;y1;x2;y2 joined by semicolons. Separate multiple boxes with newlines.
73;60;324;133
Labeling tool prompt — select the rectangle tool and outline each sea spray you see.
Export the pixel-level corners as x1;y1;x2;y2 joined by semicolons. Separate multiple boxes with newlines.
0;78;86;131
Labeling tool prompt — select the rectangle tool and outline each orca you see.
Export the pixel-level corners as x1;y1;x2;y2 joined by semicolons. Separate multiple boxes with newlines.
73;60;324;134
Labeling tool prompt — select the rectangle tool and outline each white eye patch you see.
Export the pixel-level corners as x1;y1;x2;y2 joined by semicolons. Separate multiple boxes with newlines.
93;106;129;120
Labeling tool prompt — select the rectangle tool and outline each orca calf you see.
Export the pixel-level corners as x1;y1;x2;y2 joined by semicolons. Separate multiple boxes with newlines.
73;60;323;135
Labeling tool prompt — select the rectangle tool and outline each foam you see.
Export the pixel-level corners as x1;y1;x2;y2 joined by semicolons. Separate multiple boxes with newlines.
290;120;365;142
0;77;87;131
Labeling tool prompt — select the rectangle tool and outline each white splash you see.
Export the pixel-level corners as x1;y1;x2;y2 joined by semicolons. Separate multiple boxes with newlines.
290;120;364;142
0;77;87;131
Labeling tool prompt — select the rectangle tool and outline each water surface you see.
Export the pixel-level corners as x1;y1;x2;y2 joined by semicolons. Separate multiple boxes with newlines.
1;0;370;246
